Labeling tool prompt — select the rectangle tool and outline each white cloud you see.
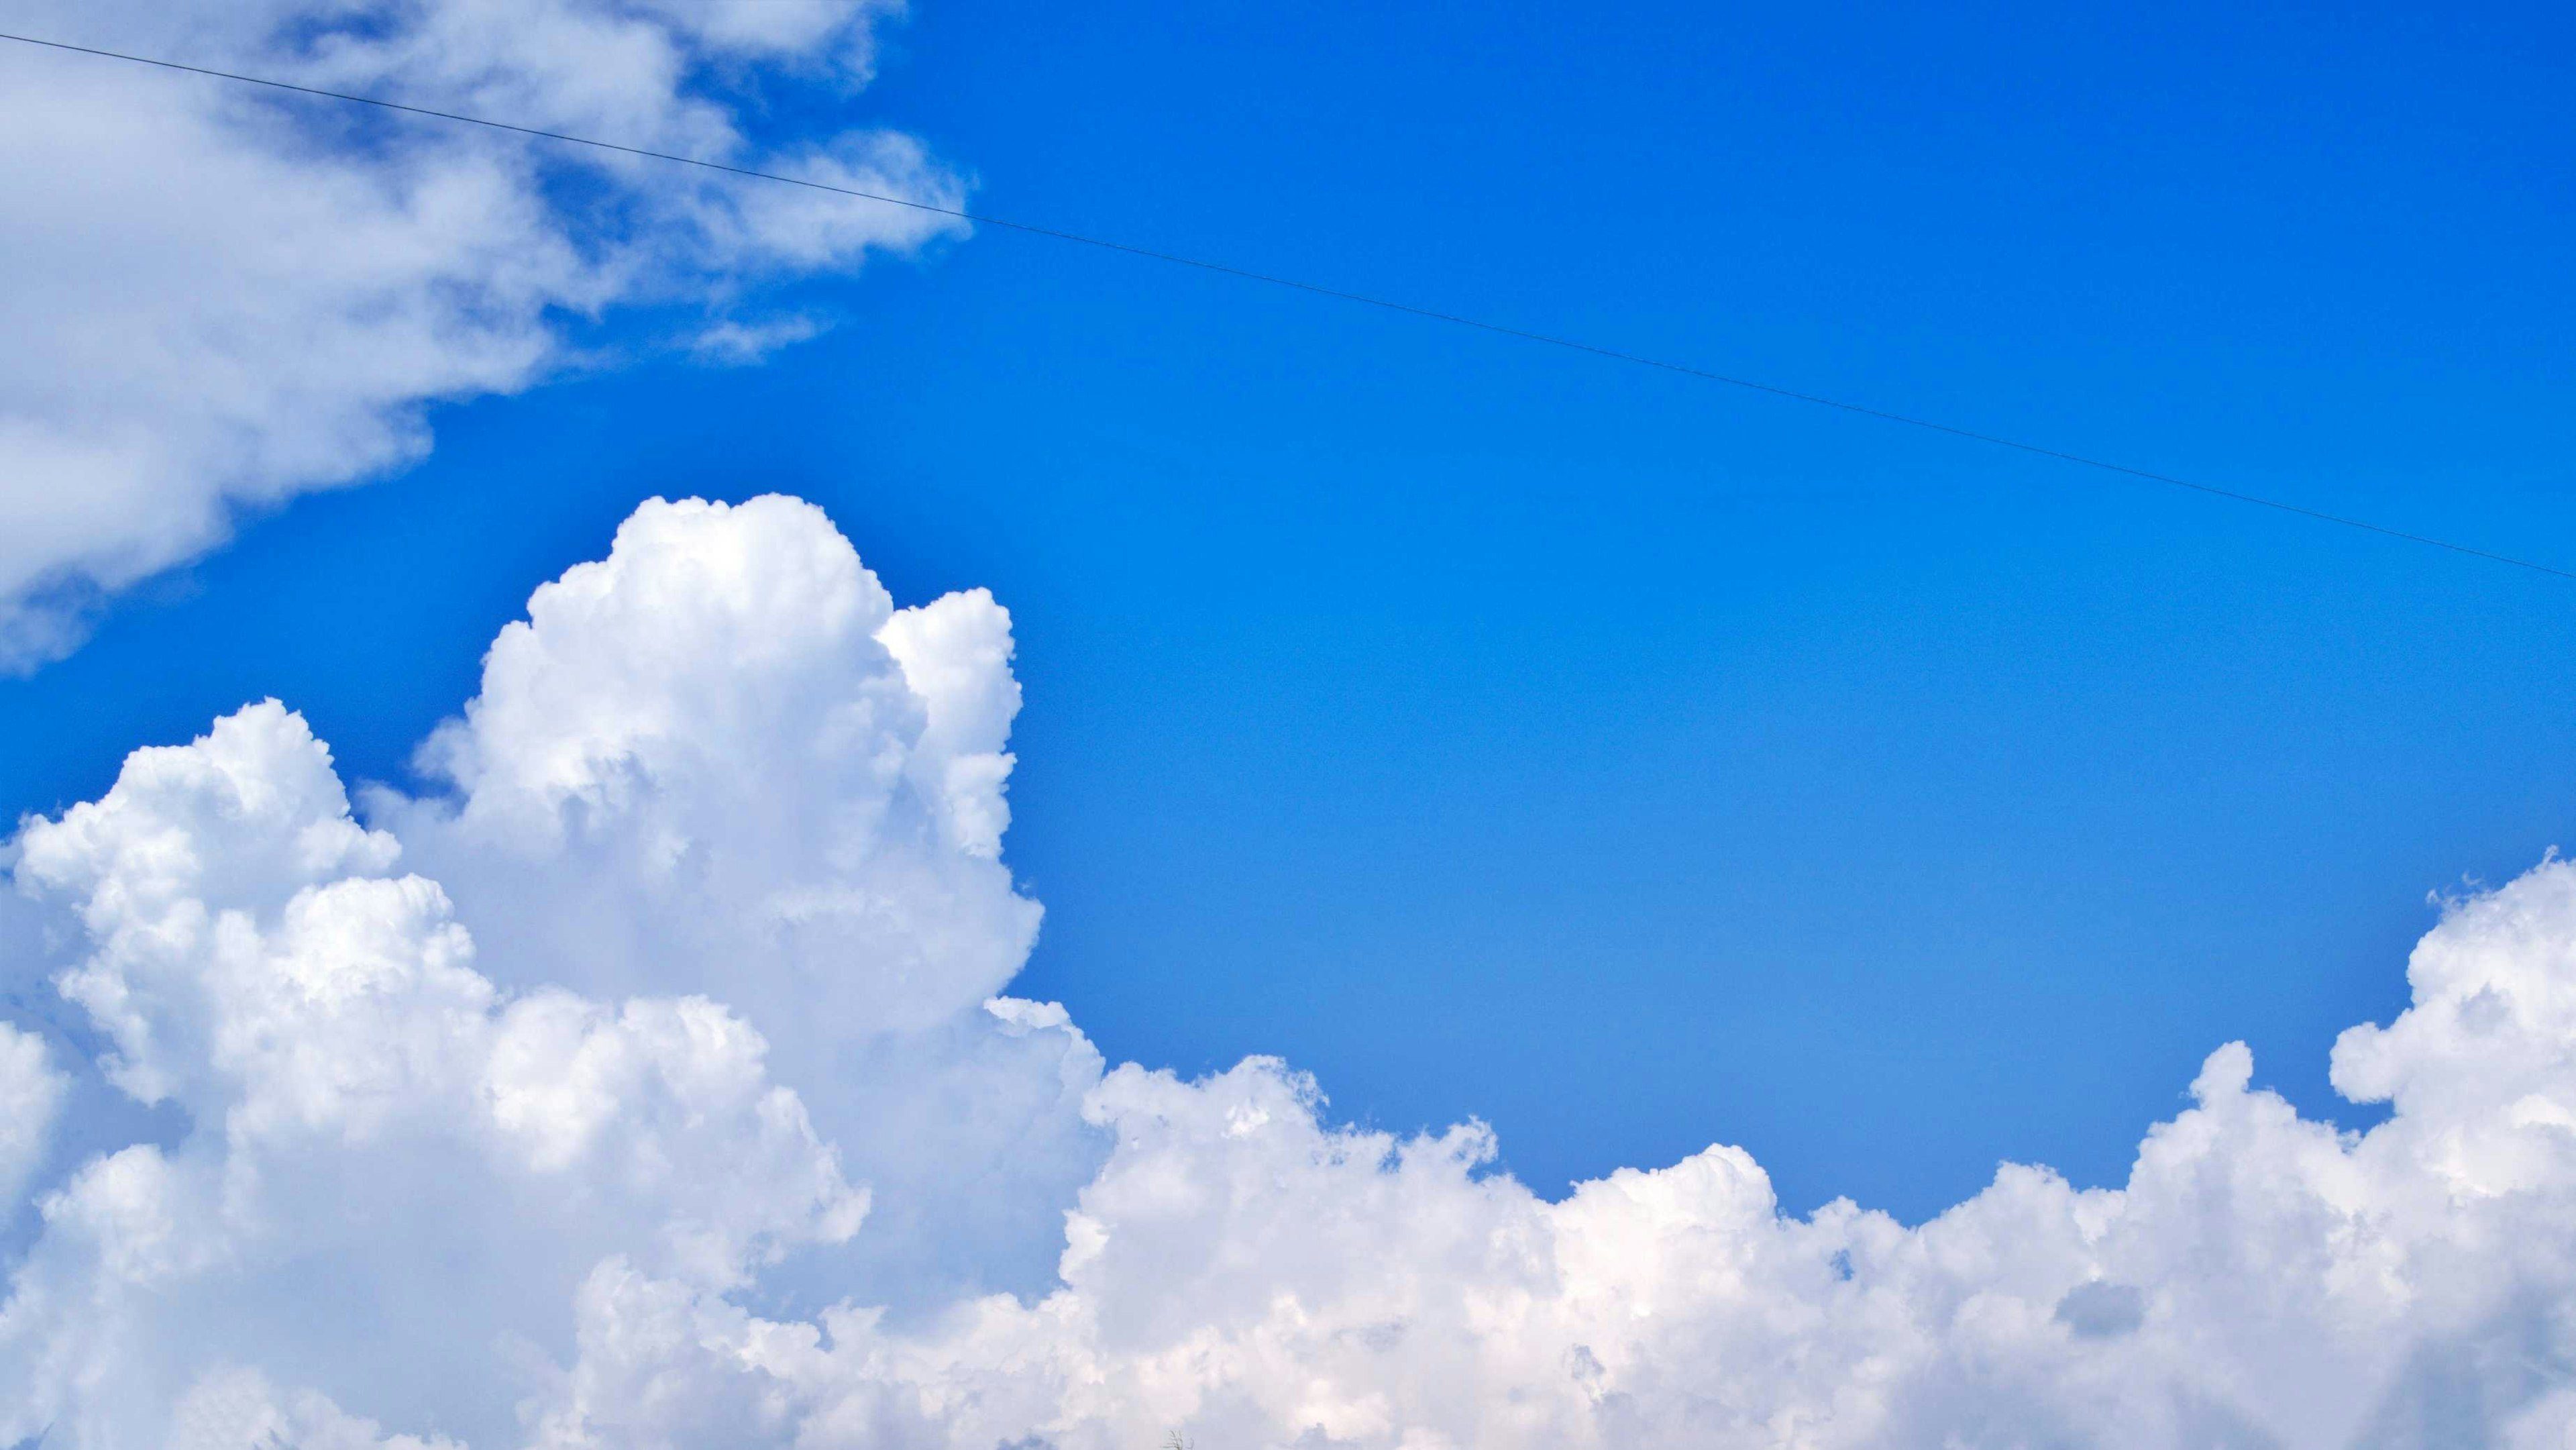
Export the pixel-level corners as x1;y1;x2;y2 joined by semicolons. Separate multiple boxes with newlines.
0;1025;68;1214
0;0;963;669
4;693;865;1445
10;494;2576;1446
378;496;1041;1049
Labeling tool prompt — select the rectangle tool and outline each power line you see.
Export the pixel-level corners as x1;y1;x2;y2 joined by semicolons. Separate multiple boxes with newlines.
3;28;2566;585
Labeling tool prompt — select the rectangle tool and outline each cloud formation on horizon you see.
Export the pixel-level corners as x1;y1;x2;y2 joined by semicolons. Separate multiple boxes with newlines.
0;0;963;669
7;495;2576;1448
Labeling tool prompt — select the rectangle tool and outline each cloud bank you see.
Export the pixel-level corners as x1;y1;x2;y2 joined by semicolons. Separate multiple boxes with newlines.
9;495;2576;1447
0;1;962;669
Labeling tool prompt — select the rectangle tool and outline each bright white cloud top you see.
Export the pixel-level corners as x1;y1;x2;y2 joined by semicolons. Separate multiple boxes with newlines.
0;1;961;669
5;495;2576;1447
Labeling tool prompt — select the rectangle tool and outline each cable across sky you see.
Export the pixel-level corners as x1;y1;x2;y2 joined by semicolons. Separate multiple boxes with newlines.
3;26;2565;584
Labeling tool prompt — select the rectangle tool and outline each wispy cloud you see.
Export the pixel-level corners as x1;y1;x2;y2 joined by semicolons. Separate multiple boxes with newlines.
0;1;964;670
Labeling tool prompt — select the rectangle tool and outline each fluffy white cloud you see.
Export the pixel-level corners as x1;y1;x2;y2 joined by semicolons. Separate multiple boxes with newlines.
9;494;2576;1447
0;0;963;668
373;496;1083;1309
3;693;865;1447
382;494;1036;1045
0;1025;68;1214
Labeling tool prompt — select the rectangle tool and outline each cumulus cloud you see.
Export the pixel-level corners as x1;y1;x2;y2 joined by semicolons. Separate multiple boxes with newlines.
0;1026;68;1214
0;0;963;668
10;494;2576;1447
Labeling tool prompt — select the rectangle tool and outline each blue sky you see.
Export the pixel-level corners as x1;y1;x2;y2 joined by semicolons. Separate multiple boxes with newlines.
5;0;2574;1233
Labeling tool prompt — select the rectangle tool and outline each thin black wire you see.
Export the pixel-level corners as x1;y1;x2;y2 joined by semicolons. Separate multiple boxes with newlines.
5;28;2566;585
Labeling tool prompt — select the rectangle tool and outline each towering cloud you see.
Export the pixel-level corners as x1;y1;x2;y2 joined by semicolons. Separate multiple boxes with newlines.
7;495;2576;1447
0;1;962;668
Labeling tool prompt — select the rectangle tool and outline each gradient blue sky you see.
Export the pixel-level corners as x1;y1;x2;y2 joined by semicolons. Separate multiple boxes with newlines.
5;0;2572;1221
